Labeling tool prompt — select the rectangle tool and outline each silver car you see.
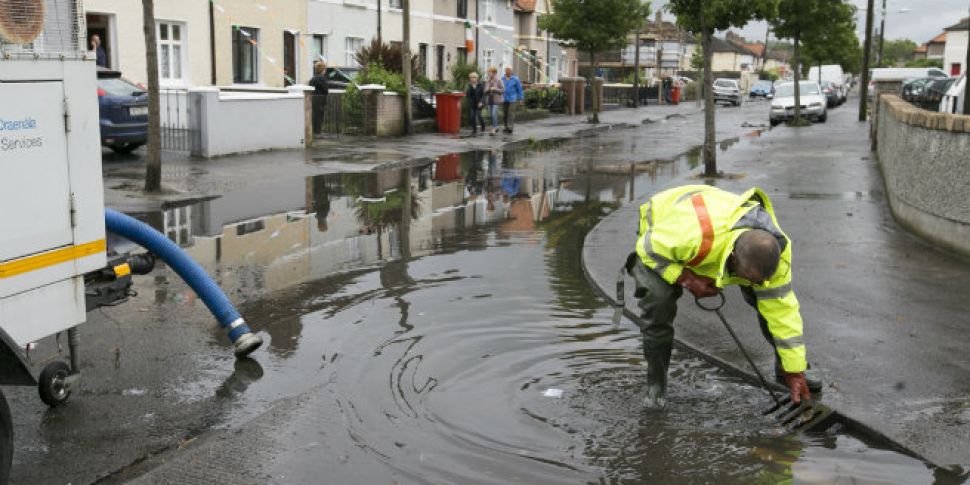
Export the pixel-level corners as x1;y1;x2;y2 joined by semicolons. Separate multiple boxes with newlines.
713;78;742;106
769;81;827;126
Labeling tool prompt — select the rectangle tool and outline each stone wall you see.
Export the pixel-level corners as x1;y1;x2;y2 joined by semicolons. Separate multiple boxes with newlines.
876;95;970;257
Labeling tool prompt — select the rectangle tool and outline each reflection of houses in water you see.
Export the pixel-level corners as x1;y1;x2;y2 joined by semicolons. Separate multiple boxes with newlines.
151;149;564;295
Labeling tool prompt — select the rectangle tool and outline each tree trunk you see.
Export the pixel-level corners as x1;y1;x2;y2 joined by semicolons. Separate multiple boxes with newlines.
590;51;600;123
793;30;802;124
142;0;162;192
702;27;716;176
402;0;413;134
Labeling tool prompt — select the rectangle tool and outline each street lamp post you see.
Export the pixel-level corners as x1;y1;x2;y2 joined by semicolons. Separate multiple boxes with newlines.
859;0;875;121
964;3;970;115
877;0;886;66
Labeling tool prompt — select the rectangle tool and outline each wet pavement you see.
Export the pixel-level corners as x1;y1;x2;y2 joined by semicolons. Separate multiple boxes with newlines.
584;93;970;475
5;99;964;484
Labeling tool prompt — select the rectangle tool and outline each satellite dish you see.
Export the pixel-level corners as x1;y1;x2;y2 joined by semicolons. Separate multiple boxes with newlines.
0;0;46;44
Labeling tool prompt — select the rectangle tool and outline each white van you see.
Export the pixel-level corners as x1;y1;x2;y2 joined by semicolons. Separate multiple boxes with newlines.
807;65;847;99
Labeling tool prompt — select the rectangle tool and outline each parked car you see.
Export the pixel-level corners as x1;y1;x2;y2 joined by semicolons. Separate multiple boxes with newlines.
901;77;935;103
713;78;742;106
820;81;841;107
324;66;361;89
97;67;148;154
924;77;958;111
808;64;847;101
769;81;827;126
749;80;774;98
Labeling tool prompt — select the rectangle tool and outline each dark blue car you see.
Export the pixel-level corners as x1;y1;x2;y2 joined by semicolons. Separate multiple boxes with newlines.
749;80;774;98
97;67;148;154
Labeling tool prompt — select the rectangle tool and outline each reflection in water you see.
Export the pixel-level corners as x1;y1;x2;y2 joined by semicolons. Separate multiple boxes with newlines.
130;136;951;484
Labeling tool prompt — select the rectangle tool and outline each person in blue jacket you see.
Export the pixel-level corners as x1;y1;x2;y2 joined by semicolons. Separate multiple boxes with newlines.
502;66;524;134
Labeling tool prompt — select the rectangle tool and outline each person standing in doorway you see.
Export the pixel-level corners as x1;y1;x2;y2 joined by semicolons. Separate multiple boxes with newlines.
465;72;486;136
484;67;505;136
502;66;523;134
308;61;329;135
90;34;107;68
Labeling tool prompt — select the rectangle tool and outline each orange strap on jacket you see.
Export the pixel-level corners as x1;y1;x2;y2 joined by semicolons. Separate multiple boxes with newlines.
687;194;714;267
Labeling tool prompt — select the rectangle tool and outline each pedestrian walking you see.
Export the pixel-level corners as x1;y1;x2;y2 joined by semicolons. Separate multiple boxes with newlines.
465;72;486;135
502;66;524;134
308;61;329;135
90;34;107;68
623;185;822;409
484;67;505;136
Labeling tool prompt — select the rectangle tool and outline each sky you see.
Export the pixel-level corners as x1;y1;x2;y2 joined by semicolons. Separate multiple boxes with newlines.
652;0;969;45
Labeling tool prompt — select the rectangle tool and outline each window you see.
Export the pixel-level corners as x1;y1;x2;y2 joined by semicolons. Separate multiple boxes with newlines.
483;0;495;24
549;56;556;81
457;47;467;65
418;43;428;76
232;26;259;83
312;34;327;65
435;44;445;81
345;37;363;67
389;0;401;8
483;49;494;69
157;21;185;82
457;0;468;18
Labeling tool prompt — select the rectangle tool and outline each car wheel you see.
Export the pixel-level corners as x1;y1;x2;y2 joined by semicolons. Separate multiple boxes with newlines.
818;112;828;123
110;143;142;155
770;119;781;127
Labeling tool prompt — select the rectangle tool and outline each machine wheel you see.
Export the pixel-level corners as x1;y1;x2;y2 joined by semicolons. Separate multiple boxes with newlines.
38;361;72;407
0;389;11;485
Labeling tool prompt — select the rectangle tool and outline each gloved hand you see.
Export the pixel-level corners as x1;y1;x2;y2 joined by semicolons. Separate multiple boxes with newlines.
676;269;718;298
782;372;811;404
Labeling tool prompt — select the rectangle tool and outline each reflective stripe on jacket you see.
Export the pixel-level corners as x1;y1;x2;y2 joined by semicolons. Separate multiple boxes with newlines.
635;185;807;372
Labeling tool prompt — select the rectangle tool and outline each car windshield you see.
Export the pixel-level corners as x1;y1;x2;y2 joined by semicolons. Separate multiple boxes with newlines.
98;77;144;97
774;82;820;97
714;80;736;88
754;81;772;89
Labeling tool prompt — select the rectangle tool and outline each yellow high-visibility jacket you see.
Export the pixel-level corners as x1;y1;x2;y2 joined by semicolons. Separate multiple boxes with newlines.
635;185;806;373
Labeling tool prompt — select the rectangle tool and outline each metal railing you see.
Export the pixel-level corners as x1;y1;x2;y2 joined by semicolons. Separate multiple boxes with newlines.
315;92;365;136
160;88;200;153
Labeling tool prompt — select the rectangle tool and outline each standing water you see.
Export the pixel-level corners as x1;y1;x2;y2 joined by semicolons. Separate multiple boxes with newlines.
12;137;960;484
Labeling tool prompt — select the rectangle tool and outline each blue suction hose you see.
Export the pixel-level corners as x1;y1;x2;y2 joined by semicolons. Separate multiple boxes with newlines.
104;208;262;357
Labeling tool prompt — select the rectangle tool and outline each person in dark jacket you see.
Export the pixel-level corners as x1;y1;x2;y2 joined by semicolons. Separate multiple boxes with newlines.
308;61;329;135
466;72;486;135
90;34;107;68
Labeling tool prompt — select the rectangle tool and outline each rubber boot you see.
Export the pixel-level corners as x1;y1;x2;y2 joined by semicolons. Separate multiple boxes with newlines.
642;341;672;409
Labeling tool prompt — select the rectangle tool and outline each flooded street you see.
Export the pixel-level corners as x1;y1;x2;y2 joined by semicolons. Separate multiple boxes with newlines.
9;126;957;484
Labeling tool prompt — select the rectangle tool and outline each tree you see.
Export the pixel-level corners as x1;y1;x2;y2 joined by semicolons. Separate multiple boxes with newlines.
141;0;162;192
540;0;651;123
905;58;943;68
667;0;776;176
801;1;860;77
772;0;854;126
876;38;917;67
690;44;704;70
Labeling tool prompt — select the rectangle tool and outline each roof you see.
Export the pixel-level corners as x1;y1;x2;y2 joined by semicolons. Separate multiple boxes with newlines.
943;17;969;31
928;32;947;44
913;44;928;54
742;43;766;57
710;36;751;55
514;0;536;12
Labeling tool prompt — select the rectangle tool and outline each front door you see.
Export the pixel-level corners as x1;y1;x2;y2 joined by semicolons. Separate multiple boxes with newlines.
952;63;962;76
284;31;297;86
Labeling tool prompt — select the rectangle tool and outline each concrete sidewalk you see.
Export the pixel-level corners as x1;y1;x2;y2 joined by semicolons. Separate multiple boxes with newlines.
582;100;970;470
103;103;701;213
